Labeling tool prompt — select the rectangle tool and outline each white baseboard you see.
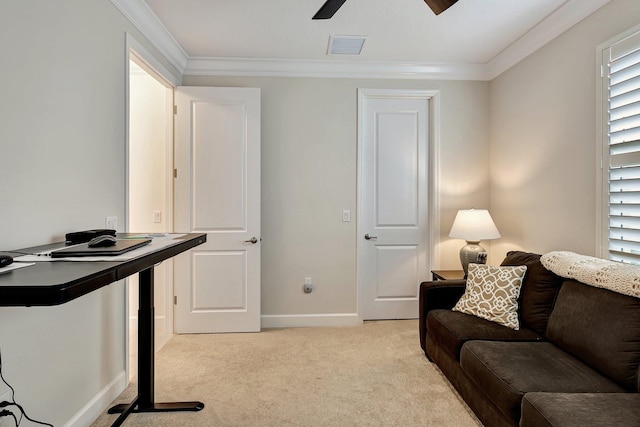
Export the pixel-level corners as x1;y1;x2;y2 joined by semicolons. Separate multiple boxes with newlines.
63;371;127;427
261;313;361;329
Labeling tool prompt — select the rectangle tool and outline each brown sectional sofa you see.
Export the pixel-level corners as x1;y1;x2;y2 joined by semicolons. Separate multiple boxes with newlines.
419;251;640;427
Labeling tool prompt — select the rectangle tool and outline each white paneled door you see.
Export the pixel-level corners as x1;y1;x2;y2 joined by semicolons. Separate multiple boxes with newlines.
174;87;261;333
358;89;431;320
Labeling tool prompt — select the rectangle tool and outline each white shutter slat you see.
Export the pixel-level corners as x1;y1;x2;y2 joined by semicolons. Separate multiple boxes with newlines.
610;227;640;243
610;165;640;180
609;204;640;216
609;100;640;122
609;178;640;193
609;126;640;145
609;240;640;255
611;42;640;70
609;251;640;265
610;242;640;252
610;215;640;229
610;70;640;96
610;87;640;110
609;113;640;133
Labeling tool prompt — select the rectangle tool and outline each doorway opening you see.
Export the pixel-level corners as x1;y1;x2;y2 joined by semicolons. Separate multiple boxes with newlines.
126;36;178;381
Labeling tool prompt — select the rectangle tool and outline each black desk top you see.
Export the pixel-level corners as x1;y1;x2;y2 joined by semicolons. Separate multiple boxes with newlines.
0;233;206;307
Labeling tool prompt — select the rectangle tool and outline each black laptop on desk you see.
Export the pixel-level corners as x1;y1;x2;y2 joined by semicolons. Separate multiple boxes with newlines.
50;239;152;258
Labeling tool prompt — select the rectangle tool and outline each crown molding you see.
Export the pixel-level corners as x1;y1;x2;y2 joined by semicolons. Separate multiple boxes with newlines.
184;57;490;80
112;0;610;81
110;0;188;74
485;0;610;79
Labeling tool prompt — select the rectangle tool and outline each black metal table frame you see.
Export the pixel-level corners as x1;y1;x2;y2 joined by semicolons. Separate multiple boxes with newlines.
0;233;207;426
107;265;204;426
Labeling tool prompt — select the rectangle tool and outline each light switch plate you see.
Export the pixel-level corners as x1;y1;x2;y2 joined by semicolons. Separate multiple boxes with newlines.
105;216;118;230
342;210;351;222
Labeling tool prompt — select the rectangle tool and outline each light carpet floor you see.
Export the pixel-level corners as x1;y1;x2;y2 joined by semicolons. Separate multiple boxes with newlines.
91;320;481;426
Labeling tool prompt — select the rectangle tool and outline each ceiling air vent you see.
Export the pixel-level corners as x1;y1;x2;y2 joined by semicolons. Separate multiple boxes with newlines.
327;35;367;55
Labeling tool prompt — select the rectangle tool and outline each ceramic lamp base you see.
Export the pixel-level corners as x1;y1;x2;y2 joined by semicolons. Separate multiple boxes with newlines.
459;241;488;276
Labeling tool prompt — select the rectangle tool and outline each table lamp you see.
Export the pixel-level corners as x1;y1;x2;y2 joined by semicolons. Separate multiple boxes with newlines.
449;209;501;276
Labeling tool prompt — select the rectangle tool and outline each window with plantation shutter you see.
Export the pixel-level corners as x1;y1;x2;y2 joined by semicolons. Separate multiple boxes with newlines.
604;30;640;263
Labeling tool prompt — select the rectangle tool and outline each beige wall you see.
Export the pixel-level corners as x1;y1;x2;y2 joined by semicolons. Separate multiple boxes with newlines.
5;0;631;422
489;0;640;260
183;76;490;320
0;1;178;425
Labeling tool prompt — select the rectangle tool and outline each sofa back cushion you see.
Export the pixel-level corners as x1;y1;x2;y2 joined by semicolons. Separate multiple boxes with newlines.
546;280;640;391
500;251;564;335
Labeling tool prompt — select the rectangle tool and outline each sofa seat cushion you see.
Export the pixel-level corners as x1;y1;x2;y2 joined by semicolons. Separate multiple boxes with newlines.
521;392;640;427
460;341;625;423
427;309;542;361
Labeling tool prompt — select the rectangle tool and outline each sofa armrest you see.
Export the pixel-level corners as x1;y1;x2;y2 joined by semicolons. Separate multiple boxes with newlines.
419;279;466;355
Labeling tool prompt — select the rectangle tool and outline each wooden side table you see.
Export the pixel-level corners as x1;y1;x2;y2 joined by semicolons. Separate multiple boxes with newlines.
431;270;465;281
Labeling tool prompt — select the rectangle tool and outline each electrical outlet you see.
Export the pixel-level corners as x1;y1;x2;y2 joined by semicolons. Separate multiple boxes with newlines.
105;216;118;230
303;277;313;293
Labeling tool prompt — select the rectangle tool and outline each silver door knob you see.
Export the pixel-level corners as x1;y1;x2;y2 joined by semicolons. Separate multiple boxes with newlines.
244;237;258;244
364;233;378;240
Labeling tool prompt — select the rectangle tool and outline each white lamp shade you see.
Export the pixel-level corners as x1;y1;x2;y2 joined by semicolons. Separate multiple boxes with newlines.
449;209;501;242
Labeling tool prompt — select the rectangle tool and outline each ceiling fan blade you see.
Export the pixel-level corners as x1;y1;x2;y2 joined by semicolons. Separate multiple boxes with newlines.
312;0;347;20
424;0;459;15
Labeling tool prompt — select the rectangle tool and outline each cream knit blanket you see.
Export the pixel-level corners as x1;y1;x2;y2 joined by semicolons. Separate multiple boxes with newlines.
540;251;640;298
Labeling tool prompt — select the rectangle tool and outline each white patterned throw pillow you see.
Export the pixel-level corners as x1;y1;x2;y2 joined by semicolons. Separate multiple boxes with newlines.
453;263;528;330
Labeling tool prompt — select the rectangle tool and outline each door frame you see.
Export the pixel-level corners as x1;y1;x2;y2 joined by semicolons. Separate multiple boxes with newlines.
356;88;441;322
124;33;181;381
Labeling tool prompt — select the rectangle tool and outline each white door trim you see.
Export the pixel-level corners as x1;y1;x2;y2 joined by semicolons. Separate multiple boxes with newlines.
356;88;441;322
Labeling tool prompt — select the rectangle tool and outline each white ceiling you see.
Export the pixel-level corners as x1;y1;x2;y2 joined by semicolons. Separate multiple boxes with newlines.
116;0;610;79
